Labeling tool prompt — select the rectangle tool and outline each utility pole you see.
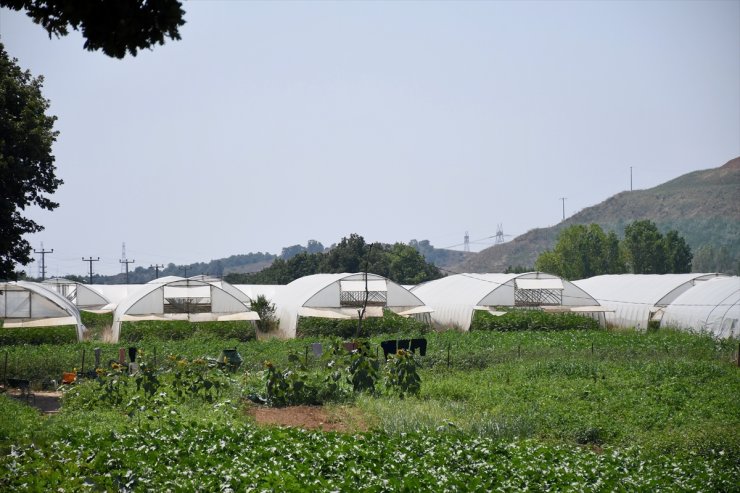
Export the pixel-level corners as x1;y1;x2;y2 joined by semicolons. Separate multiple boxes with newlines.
120;259;135;284
150;264;164;279
559;197;567;222
34;243;53;281
82;257;100;284
181;266;188;278
463;231;470;253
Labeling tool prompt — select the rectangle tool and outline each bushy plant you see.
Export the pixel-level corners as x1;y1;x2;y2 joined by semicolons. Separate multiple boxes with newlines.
120;320;256;342
80;311;113;340
346;340;380;394
471;309;599;332
297;309;427;338
250;295;278;333
385;349;421;398
0;325;77;345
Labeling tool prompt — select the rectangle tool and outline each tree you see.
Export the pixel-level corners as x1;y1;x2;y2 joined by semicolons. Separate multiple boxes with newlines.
280;244;306;260
250;295;277;333
0;43;62;279
386;242;442;285
623;220;667;274
664;230;692;274
306;239;324;254
535;224;621;280
2;0;186;58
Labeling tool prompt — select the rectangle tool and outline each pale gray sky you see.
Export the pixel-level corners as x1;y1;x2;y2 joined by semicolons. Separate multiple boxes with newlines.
1;0;738;276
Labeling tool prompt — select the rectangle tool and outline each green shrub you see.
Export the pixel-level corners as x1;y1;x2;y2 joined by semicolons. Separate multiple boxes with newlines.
471;309;599;332
120;320;256;342
385;349;421;398
80;311;113;340
0;325;77;345
297;309;427;339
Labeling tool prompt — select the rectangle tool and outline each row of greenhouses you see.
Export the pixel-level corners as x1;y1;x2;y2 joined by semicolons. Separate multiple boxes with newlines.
1;272;737;341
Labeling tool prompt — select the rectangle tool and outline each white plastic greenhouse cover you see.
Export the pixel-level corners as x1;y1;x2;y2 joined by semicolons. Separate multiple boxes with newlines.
272;273;428;338
88;284;146;306
411;272;600;331
235;285;284;304
110;278;257;342
0;281;85;340
43;278;111;310
661;276;740;338
572;274;724;330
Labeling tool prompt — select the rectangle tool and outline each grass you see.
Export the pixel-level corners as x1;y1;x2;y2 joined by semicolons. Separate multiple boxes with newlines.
1;326;738;490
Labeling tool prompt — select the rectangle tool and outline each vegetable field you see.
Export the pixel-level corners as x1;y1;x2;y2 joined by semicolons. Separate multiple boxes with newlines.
1;327;739;491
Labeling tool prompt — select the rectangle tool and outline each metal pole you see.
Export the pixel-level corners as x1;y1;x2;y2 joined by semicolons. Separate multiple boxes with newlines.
82;257;100;284
559;197;566;221
120;259;135;284
34;247;53;281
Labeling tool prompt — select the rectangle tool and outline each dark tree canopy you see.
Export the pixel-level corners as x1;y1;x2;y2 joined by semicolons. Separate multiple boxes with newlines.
623;220;668;274
535;224;626;280
0;42;61;279
227;234;443;286
2;0;186;58
535;221;692;279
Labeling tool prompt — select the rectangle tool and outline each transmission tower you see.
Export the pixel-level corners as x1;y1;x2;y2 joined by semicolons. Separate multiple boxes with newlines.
463;232;470;252
119;242;135;283
120;242;127;273
493;224;511;245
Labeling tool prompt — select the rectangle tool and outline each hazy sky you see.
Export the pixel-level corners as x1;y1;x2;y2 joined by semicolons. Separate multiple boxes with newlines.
1;1;738;276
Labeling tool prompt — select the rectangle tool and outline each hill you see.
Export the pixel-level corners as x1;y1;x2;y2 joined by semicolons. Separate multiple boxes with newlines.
454;157;740;274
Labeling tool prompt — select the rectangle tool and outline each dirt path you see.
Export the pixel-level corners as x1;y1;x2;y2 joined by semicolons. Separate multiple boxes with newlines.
247;404;368;433
3;389;62;414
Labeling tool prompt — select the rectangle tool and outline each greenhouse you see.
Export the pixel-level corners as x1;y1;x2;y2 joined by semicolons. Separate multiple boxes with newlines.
661;276;739;338
410;272;603;331
271;273;431;338
573;274;724;330
42;278;112;311
110;277;259;342
0;281;86;340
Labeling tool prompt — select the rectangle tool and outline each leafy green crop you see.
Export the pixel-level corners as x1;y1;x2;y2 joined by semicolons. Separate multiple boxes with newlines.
297;309;427;338
471;309;600;332
0;325;77;345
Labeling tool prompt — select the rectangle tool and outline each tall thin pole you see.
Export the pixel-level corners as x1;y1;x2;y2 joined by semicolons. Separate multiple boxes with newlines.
150;264;164;279
82;257;100;284
559;197;566;221
34;245;53;280
120;259;135;283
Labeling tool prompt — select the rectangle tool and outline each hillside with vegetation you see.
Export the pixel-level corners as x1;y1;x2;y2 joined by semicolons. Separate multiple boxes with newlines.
455;157;740;274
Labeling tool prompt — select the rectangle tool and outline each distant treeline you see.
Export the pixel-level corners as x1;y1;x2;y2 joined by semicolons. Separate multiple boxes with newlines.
48;236;447;285
64;252;276;285
225;234;443;285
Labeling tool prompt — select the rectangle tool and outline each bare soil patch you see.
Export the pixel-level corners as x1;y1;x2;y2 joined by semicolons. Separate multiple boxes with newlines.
3;389;62;414
247;404;367;433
